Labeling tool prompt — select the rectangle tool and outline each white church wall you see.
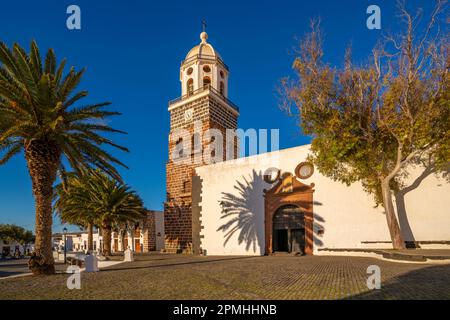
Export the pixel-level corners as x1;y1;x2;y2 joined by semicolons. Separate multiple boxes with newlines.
195;144;450;255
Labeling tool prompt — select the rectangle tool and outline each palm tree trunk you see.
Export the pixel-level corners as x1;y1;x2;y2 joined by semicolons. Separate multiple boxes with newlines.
25;139;61;275
87;223;94;253
381;180;405;249
102;223;112;256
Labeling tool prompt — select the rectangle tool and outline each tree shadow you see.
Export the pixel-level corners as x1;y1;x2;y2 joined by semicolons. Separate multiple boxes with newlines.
348;264;450;299
100;256;261;273
217;170;265;253
216;170;325;253
395;163;450;245
312;211;325;247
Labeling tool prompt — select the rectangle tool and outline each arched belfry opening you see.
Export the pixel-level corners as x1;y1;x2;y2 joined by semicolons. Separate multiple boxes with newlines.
203;76;211;88
187;78;194;95
264;172;314;255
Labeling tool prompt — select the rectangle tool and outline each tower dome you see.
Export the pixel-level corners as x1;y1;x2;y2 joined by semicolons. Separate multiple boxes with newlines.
185;31;222;60
179;31;229;98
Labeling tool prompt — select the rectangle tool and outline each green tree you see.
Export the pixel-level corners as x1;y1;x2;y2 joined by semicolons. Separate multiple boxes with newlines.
0;224;35;245
54;171;98;252
54;170;147;256
0;41;128;274
281;1;449;249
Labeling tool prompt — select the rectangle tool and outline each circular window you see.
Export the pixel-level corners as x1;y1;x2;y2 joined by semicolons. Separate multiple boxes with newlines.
203;65;211;73
186;67;193;75
295;162;314;179
220;70;224;78
263;167;280;183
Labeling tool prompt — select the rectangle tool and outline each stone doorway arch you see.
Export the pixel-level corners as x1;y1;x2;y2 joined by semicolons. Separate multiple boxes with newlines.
264;172;314;255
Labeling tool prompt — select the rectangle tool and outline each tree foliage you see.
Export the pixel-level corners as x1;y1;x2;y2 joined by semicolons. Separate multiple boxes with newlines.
281;1;449;248
0;224;35;244
0;40;129;179
54;169;147;255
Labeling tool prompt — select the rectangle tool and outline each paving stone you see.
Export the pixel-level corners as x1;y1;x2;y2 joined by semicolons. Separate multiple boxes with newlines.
0;254;449;299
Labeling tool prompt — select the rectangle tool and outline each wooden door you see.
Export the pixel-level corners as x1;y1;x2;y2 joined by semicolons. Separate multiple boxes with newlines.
135;239;141;252
290;229;305;254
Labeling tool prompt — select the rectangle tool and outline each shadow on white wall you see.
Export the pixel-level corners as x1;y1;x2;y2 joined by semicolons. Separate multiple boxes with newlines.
217;169;326;253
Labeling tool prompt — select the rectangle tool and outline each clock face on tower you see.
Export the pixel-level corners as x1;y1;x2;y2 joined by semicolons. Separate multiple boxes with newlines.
184;108;193;122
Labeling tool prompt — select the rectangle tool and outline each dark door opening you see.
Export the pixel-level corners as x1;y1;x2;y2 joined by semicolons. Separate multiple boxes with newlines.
273;229;288;252
272;205;306;254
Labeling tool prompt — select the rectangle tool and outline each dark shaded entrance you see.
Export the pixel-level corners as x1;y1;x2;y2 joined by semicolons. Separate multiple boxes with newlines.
264;172;314;255
272;205;305;254
273;230;288;252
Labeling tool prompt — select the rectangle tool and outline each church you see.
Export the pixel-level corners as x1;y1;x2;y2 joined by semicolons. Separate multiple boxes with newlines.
163;31;450;256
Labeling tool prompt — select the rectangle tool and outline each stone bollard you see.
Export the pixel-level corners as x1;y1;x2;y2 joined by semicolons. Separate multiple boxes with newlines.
124;248;134;262
85;253;99;272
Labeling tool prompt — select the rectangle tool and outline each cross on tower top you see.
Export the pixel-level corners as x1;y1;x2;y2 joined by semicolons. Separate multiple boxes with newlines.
202;19;207;32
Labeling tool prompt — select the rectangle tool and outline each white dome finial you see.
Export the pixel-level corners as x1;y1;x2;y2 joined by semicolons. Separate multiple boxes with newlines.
200;31;208;43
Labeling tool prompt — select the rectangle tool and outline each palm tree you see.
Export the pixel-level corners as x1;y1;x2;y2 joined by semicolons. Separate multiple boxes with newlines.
54;170;147;256
88;171;147;256
54;172;98;252
0;41;128;274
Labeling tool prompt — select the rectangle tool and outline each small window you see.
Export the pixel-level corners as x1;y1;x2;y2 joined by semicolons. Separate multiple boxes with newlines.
186;67;193;75
175;138;184;157
203;65;211;73
220;81;224;95
220;70;224;78
183;181;190;193
203;76;211;88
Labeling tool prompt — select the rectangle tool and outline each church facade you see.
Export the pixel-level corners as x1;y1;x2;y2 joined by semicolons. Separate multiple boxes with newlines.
165;31;450;256
194;146;450;255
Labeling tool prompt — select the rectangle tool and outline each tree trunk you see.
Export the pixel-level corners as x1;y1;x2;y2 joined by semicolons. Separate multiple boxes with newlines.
87;223;94;253
25;139;61;275
381;180;406;249
102;223;112;256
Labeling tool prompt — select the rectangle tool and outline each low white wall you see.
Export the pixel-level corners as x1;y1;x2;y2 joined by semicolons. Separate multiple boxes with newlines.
195;145;450;255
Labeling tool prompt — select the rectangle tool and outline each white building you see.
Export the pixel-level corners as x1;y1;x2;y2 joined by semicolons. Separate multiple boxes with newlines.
0;239;33;257
53;230;103;253
111;210;165;253
53;210;165;253
193;145;450;255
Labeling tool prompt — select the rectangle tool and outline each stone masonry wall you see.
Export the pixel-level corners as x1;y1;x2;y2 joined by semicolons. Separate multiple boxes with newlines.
143;211;156;252
165;93;238;253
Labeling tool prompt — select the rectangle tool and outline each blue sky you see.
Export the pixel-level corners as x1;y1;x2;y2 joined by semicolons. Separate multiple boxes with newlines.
0;0;437;232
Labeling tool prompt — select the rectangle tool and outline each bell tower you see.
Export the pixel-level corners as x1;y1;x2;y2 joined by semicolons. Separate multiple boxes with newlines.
164;30;239;254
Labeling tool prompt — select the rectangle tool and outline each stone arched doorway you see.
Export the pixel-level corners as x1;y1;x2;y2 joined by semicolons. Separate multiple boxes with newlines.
264;172;314;255
272;205;305;254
